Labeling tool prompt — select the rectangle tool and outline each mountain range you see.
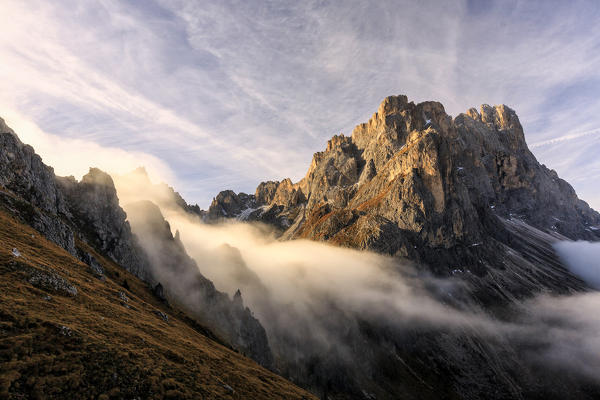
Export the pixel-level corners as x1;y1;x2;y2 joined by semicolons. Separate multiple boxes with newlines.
1;95;599;399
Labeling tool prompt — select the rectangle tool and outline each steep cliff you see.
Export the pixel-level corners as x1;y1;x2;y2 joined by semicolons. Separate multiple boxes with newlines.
124;200;272;367
210;95;599;303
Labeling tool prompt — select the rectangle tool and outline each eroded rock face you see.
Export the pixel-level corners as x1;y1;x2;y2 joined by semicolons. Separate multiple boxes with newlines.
56;169;149;280
209;95;600;301
0;121;273;369
0;120;77;255
283;98;594;245
294;97;599;252
0;118;69;216
124;200;273;368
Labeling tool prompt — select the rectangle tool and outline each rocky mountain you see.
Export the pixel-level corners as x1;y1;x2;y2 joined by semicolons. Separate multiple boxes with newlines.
0;193;314;399
0;118;271;369
203;95;600;398
2;93;600;399
209;95;599;303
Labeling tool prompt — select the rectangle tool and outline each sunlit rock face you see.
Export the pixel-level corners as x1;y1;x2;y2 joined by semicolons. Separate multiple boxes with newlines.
199;96;600;398
292;96;599;248
209;95;600;301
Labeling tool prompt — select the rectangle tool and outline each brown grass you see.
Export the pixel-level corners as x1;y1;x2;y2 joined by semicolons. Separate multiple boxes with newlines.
0;208;315;400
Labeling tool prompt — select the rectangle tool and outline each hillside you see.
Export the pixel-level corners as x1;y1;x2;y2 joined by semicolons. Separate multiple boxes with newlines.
0;196;315;399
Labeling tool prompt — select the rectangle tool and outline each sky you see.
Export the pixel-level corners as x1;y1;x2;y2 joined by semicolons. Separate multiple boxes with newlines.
0;0;599;209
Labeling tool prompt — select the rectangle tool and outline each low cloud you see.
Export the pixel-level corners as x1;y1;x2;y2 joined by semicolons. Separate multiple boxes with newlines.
112;172;600;392
554;241;600;289
520;292;600;382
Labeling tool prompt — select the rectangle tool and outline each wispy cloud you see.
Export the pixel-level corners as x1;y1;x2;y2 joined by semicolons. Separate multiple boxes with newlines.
0;0;599;208
530;128;600;149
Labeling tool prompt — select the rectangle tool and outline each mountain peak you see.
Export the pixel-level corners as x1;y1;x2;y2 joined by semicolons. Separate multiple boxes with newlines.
377;94;409;116
208;94;599;273
81;167;115;187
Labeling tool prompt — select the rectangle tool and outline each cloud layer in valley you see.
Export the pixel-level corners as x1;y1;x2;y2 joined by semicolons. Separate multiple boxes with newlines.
112;174;600;387
554;241;600;289
1;0;599;209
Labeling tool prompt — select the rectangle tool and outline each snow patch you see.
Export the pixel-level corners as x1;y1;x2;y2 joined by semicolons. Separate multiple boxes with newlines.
237;206;260;221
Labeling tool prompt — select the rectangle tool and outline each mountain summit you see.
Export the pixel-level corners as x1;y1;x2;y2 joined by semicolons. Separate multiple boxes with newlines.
210;95;599;299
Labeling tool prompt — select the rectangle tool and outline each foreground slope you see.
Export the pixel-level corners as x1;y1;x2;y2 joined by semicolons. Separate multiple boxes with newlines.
0;202;314;399
0;117;272;366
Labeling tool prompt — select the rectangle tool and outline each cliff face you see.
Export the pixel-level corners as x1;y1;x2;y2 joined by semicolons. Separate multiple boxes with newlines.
289;96;597;244
0;121;272;368
209;95;599;303
56;170;150;280
124;200;272;367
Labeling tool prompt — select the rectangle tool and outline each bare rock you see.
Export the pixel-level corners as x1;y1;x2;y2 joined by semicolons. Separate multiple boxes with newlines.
27;268;78;297
152;310;169;322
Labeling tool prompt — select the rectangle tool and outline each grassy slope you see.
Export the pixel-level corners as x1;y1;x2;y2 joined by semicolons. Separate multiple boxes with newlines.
0;207;315;400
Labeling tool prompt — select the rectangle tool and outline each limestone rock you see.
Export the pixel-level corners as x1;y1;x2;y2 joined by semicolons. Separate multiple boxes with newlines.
56;170;149;280
27;267;78;297
0;118;69;216
207;94;600;301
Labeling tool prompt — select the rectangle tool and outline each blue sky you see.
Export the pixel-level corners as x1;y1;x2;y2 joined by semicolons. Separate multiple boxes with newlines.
1;0;599;209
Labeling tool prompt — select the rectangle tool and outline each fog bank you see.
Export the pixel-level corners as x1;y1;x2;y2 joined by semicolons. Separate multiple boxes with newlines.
113;172;600;391
554;241;600;289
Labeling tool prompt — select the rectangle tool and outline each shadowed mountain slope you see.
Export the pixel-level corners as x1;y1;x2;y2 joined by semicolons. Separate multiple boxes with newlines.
0;203;314;399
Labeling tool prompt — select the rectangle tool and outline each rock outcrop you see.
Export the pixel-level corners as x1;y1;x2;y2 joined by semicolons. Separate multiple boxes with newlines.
0;118;70;216
0;118;77;255
56;169;149;280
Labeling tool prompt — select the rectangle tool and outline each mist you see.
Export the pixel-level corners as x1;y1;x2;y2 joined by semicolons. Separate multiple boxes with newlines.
554;241;600;289
113;171;600;392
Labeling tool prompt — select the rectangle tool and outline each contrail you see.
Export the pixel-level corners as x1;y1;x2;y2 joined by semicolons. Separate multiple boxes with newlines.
530;127;600;148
